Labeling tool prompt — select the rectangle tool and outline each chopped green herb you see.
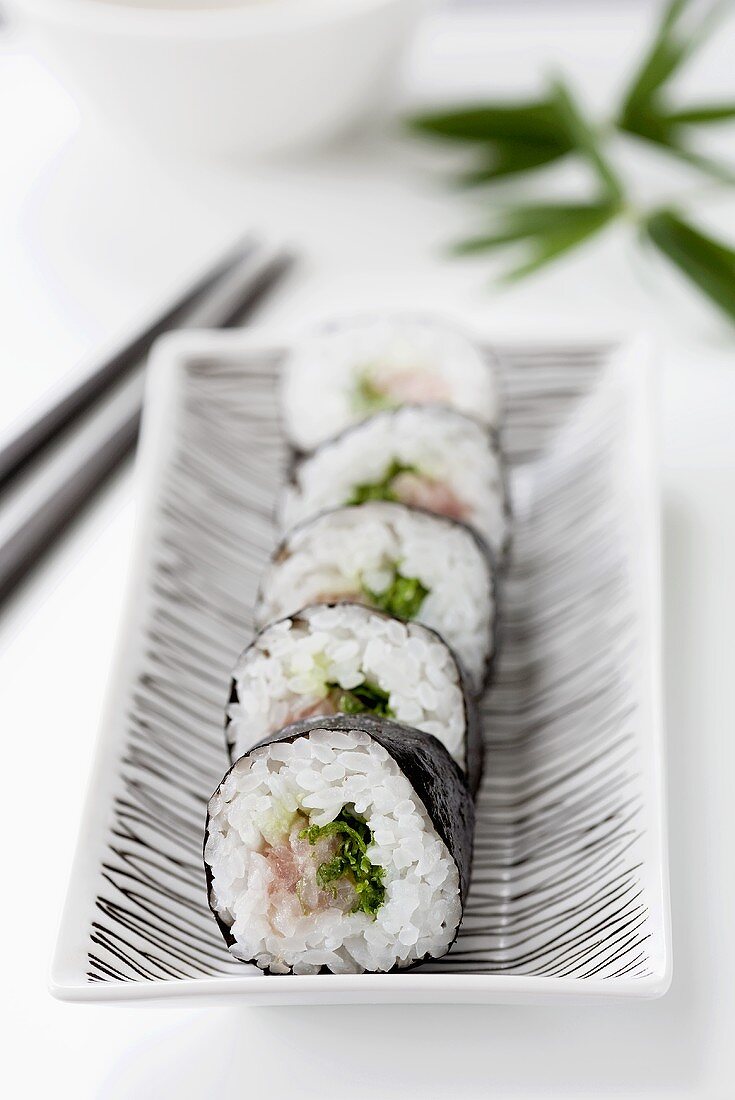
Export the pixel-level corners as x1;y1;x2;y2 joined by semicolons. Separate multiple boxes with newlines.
353;372;395;415
364;569;429;620
300;808;386;917
346;459;417;506
327;680;394;718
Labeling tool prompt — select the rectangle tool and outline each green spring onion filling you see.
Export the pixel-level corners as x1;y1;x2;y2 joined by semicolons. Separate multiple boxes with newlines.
346;459;417;506
353;372;396;415
300;808;386;918
363;569;429;620
326;680;394;718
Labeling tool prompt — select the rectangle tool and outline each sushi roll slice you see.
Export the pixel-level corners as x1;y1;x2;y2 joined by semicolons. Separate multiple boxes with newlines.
280;405;510;561
282;313;500;451
257;502;498;695
204;714;474;974
226;602;482;792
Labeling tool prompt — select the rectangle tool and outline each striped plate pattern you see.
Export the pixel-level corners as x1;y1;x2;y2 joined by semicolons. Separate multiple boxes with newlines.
86;342;653;984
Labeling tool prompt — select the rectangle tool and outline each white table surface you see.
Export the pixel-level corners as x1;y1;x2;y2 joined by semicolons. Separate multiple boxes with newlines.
2;3;735;1097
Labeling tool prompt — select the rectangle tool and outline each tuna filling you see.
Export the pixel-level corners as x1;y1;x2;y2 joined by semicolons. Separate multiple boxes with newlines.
346;458;469;521
353;367;450;413
285;679;393;727
264;808;386;923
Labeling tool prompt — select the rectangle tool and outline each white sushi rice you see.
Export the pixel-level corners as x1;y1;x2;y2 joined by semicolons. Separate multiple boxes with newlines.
205;727;462;973
282;314;500;451
228;603;468;770
280;405;508;559
257;503;494;693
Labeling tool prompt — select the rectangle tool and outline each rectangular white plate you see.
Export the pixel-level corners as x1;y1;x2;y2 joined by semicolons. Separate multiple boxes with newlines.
51;328;670;1005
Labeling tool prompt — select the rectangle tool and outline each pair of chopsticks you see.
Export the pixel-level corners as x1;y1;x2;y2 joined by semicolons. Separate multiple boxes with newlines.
0;239;294;606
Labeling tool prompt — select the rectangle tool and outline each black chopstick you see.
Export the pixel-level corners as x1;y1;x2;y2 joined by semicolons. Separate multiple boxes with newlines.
0;236;256;492
0;247;295;607
0;410;140;606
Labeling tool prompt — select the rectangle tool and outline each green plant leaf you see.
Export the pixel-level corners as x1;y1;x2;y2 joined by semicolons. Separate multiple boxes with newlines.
664;102;735;124
406;100;571;144
619;0;691;122
621;105;676;144
679;0;732;60
451;202;618;254
405;0;735;317
619;0;731;128
624;113;735;183
407;98;576;185
457;139;571;186
646;209;735;275
499;205;618;282
655;141;735;184
644;209;735;322
549;78;624;199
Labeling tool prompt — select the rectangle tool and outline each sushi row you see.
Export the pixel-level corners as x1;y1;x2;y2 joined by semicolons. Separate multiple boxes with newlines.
204;315;507;975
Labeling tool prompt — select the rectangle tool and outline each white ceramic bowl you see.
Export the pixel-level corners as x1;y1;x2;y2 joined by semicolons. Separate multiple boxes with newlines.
9;0;421;158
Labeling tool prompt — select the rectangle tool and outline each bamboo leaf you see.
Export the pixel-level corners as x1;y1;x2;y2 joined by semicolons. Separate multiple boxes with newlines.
406;100;571;145
683;0;732;56
452;232;532;255
457;139;571;186
620;29;688;120
627;118;735;184
621;106;676;145
659;0;690;32
620;0;731;125
647;209;735;275
657;141;735;184
499;205;618;282
644;209;735;322
451;202;619;253
620;0;693;120
665;102;735;124
549;78;624;199
405;1;735;312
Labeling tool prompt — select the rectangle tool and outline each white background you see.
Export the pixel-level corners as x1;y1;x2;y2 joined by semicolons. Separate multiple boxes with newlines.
1;2;735;1097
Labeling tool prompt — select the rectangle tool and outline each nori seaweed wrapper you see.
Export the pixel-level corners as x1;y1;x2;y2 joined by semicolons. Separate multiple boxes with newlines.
204;714;475;972
224;601;485;795
256;502;503;698
283;404;513;566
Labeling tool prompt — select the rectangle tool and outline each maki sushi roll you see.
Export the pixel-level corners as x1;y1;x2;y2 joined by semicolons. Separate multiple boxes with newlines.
280;405;510;561
282;313;500;451
257;502;498;695
204;714;474;974
227;602;482;791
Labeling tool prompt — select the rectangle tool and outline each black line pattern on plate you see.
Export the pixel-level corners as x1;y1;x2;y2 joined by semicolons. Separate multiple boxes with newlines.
86;343;652;983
